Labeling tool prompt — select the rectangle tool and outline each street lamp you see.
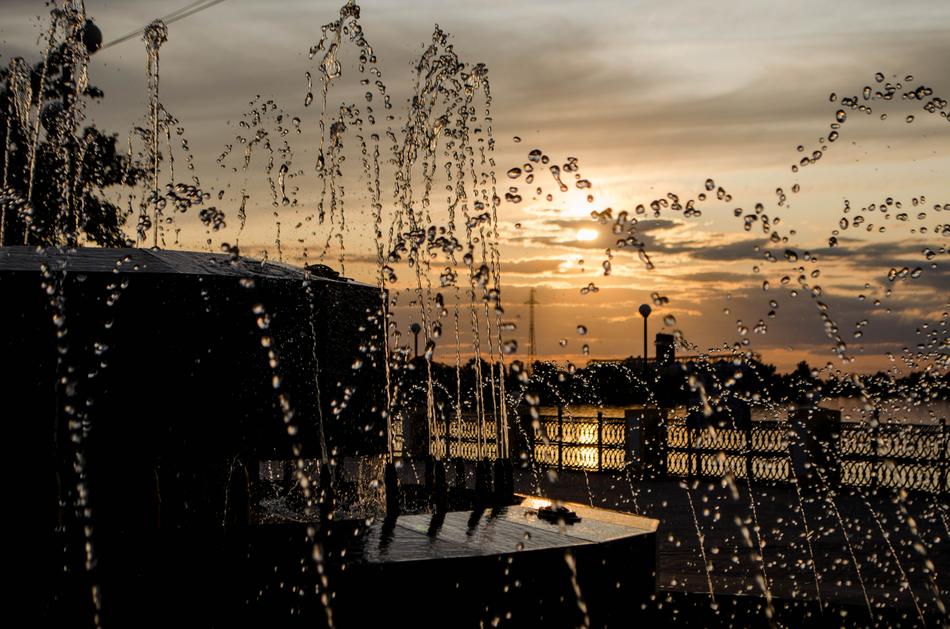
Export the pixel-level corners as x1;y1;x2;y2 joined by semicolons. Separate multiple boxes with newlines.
409;322;422;358
638;304;651;374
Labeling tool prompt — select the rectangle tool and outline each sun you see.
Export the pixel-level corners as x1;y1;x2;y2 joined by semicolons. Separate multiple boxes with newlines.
576;228;598;241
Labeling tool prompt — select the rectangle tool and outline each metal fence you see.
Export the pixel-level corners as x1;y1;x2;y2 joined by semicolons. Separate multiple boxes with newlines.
665;419;792;483
527;406;948;494
430;414;500;460
532;409;627;472
663;417;948;493
398;404;949;494
839;423;949;493
391;415;404;458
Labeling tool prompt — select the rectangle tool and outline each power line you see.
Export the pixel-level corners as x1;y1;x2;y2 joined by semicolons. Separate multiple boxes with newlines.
100;0;230;51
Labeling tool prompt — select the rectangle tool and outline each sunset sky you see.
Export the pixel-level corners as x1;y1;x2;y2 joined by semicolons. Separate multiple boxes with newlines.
2;0;948;373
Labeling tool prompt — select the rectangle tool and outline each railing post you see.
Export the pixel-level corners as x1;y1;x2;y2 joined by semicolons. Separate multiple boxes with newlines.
444;412;452;460
494;398;503;462
404;409;430;460
525;407;536;464
597;411;604;473
828;408;842;488
744;422;754;484
791;406;840;488
557;404;564;472
941;418;948;497
660;408;669;479
624;406;666;480
871;409;881;493
688;426;696;480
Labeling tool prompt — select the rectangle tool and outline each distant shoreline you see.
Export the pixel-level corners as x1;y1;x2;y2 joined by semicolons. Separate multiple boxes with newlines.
538;397;949;426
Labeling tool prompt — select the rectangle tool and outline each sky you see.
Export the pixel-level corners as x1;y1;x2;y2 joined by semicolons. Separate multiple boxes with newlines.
1;0;948;373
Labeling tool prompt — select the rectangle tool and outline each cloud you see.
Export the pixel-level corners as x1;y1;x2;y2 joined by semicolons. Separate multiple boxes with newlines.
501;257;587;275
680;271;756;284
510;216;699;252
690;239;768;261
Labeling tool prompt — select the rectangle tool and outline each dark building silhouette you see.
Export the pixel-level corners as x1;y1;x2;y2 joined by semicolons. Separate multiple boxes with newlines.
588;333;758;372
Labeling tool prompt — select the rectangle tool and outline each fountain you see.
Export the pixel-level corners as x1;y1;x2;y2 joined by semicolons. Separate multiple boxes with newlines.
2;0;948;626
0;2;664;627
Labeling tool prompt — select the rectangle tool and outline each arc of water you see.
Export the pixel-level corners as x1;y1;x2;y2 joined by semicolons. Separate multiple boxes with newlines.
68;131;94;245
744;378;826;611
243;283;337;628
304;281;331;467
859;489;927;623
693;364;776;621
891;488;947;615
48;3;95;247
811;463;876;621
469;73;509;460
683;482;717;607
2;57;33;245
41;257;104;629
24;12;62;243
142;20;168;247
564;549;591;629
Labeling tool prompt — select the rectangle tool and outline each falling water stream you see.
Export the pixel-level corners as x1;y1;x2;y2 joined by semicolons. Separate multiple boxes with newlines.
142;20;167;247
859;488;927;624
683;480;718;607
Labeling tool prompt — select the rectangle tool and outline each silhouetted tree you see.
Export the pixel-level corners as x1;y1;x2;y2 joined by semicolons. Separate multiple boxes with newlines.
0;24;143;247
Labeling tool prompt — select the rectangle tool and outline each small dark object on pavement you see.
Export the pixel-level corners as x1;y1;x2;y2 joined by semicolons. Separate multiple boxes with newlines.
538;505;581;525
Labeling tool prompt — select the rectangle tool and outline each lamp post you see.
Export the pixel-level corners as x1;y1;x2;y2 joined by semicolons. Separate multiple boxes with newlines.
638;304;651;375
409;322;422;359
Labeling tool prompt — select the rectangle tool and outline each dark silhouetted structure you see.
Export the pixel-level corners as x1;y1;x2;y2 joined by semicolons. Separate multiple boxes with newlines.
654;332;675;367
3;246;664;628
1;246;386;624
